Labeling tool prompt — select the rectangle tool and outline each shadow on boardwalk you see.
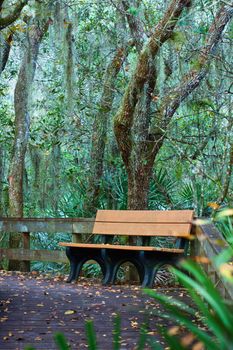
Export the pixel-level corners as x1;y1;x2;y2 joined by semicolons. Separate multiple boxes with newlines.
0;271;190;349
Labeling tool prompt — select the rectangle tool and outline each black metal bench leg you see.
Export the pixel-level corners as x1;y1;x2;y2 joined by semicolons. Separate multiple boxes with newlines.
141;263;163;288
108;261;122;285
73;260;86;282
102;263;115;285
67;260;78;283
67;260;86;283
103;259;144;286
133;261;145;284
65;247;86;283
66;247;78;283
98;259;106;278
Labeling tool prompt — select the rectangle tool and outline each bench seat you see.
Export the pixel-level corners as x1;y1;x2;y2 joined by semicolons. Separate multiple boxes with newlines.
59;242;184;253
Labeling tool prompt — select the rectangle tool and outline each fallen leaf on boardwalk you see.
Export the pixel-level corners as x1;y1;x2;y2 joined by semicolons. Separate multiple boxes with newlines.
130;321;138;328
35;336;42;341
36;304;44;307
64;310;76;315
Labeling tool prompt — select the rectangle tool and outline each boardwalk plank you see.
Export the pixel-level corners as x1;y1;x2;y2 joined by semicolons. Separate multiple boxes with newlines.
0;271;191;350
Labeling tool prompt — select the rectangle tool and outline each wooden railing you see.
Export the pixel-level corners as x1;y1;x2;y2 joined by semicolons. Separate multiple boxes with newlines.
191;222;233;300
0;217;232;299
0;217;94;269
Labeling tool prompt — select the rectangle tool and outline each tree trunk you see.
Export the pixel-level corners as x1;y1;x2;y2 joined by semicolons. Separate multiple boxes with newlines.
114;1;233;210
8;18;49;270
0;31;12;216
28;145;42;214
50;144;61;214
84;46;127;214
0;144;3;216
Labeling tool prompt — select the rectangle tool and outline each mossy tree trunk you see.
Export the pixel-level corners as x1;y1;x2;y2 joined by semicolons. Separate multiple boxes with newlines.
84;46;127;214
0;145;3;216
0;28;12;216
50;144;61;214
8;17;50;270
114;1;233;210
121;0;158;210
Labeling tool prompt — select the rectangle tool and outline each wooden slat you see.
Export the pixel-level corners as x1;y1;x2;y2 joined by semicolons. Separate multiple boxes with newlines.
0;248;68;263
0;218;94;233
95;210;194;223
93;222;192;237
59;242;184;253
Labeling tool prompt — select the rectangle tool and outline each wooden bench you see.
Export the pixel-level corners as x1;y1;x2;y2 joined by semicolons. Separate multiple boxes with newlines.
59;210;194;287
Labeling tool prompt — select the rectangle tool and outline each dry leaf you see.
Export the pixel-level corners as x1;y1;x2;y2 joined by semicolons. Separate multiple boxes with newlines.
35;336;42;341
181;333;195;346
168;326;180;336
64;310;76;315
192;342;204;350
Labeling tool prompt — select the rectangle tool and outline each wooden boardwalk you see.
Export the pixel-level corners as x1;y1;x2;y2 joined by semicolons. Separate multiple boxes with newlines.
0;271;190;350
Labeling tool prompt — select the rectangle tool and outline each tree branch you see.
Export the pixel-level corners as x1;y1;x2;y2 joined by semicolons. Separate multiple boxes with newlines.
121;0;147;52
0;0;4;10
0;31;13;74
153;4;233;133
0;0;28;30
218;143;233;204
114;0;191;165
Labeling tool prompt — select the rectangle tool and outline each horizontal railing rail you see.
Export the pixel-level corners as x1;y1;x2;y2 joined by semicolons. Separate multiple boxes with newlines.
0;217;94;268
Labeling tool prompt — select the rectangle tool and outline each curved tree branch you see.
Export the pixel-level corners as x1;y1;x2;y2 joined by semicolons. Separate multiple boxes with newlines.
121;0;147;52
0;31;13;74
153;4;233;133
114;0;191;166
0;0;28;30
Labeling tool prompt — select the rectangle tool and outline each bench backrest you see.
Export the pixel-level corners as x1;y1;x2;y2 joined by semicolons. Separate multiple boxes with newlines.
93;210;194;237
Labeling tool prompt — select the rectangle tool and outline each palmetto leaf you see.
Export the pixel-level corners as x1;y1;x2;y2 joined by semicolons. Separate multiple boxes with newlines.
145;259;233;350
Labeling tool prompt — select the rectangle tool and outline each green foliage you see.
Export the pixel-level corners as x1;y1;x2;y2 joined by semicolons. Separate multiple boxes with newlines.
146;260;233;349
128;7;139;17
215;209;233;248
54;333;70;350
169;31;186;50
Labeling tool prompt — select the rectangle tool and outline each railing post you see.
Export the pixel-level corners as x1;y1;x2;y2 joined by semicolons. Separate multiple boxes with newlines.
190;223;200;258
21;232;30;272
72;233;82;243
